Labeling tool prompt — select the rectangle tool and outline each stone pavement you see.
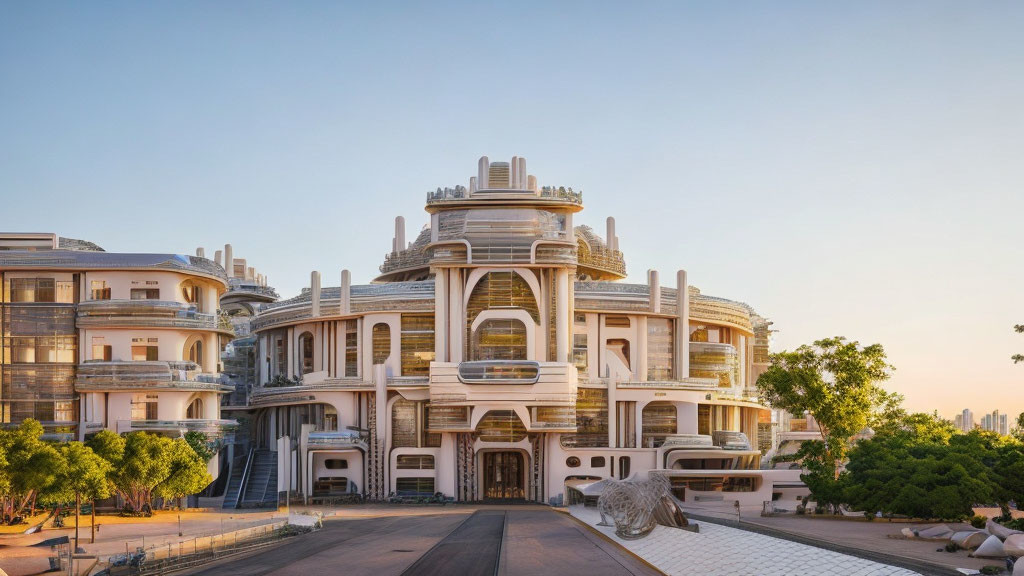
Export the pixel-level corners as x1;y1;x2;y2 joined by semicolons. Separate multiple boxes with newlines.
570;505;922;576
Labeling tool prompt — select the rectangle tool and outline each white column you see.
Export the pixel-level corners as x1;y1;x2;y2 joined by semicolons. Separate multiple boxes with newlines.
518;157;527;190
606;217;616;252
510;156;519;188
340;269;351;315
214;250;222;267
555;269;569;363
648;269;660;313
676;270;689;379
637;315;648;382
434;268;448;362
607;381;617;448
635;401;646;450
310;271;321;317
224;244;234;278
478;156;489;189
394;216;406;253
196;247;205;258
205;333;218;374
449;269;463;363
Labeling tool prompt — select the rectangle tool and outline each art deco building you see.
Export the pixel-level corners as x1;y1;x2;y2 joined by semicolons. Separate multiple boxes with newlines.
0;233;236;477
244;156;797;506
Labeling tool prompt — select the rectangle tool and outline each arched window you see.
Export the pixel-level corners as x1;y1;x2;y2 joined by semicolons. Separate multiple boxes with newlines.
642;402;677;448
298;332;314;374
372;323;391;365
472;318;528;361
181;281;204;313
187;338;204;369
186;397;204;419
465;271;538;360
475;410;528;443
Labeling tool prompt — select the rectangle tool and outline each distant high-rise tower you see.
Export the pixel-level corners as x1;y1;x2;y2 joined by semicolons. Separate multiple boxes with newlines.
1000;413;1009;436
962;408;974;431
954;414;964;431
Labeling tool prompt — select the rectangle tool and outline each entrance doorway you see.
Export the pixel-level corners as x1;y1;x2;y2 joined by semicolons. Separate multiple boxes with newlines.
482;451;525;500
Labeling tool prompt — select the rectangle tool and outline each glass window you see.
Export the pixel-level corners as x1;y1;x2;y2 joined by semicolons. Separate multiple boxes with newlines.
560;388;608;448
396;455;434;469
8;278;35;302
647;317;673;381
465;271;539;359
92;338;112;362
572;333;588;374
325;459;349;470
298;332;314;374
618;456;631;479
36;279;55;302
642;402;677;448
471;319;527;361
130;288;160;300
605;315;631;328
395;477;434;495
698;405;711;435
130;393;159;420
400;314;434;377
54;401;74;422
344;320;358;377
590;456;606;468
372;323;390;365
391;399;440;448
131;345;158;361
55;281;75;303
90;281;110;300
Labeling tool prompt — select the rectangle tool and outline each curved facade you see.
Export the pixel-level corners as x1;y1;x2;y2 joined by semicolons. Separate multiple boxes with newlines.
0;233;235;479
248;157;785;505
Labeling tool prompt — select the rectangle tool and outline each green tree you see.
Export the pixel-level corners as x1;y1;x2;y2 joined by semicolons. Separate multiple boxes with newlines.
844;425;999;520
57;443;111;549
757;336;893;482
184;431;214;463
1013;324;1024;364
154;438;212;508
110;433;174;513
1;420;63;517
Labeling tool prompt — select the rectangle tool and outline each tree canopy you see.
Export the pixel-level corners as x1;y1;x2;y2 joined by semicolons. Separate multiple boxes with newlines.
757;336;893;481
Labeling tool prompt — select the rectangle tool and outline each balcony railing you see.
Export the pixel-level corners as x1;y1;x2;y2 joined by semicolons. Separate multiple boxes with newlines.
425;185;583;205
577;247;626;276
306;431;368;451
76;300;233;334
379;249;431;274
116;419;237;437
76;361;230;392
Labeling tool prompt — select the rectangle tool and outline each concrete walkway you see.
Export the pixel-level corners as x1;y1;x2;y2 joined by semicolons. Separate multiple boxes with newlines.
182;507;659;576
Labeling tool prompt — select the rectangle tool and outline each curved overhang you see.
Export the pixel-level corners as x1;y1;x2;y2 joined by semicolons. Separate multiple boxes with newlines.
0;250;229;287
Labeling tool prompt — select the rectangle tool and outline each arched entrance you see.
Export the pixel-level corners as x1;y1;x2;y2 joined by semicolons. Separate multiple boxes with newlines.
474;410;529;501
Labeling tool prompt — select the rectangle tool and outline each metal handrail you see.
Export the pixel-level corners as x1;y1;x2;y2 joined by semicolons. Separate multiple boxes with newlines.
235;447;255;509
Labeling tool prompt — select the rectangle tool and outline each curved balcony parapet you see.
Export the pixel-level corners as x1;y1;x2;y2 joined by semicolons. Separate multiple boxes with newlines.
616;378;719;391
306;431;368;451
76;304;234;335
78;299;194;316
75;361;231;392
115;418;237;437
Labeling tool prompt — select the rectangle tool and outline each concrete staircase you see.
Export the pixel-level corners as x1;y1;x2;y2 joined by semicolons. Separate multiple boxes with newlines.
240;450;278;508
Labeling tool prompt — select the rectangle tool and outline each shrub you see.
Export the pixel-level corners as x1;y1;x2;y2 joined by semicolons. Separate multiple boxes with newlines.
970;514;988;529
979;566;1003;575
944;542;959;552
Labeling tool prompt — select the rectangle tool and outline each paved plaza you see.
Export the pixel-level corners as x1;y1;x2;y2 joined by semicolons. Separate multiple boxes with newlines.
184;507;658;576
570;505;923;576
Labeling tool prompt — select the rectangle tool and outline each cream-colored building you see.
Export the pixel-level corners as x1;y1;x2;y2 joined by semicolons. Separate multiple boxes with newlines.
246;156;799;507
0;233;237;478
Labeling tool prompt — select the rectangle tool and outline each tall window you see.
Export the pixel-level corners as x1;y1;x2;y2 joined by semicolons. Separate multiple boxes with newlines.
182;282;204;312
372;323;391;365
642;402;677;448
647;318;673;381
391;399;441;448
344;320;358;377
401;314;434;376
572;333;588;374
298;332;314;374
3;336;76;363
131;338;158;361
187;339;203;366
465;271;539;360
131;393;159;420
186;397;204;419
560;388;608;448
472;319;527;361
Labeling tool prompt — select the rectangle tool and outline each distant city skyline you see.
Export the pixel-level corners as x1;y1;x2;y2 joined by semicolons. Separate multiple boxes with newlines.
2;2;1022;418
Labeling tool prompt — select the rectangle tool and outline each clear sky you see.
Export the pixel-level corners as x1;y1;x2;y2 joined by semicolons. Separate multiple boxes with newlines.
2;2;1022;419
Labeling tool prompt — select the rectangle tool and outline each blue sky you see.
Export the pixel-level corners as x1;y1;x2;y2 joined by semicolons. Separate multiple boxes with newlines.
2;1;1022;418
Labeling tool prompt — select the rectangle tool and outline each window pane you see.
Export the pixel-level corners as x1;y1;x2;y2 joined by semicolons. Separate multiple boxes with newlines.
400;314;434;377
372;323;390;365
646;317;673;381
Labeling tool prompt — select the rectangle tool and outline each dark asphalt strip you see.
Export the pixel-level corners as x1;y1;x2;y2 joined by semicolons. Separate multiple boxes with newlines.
400;511;506;576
